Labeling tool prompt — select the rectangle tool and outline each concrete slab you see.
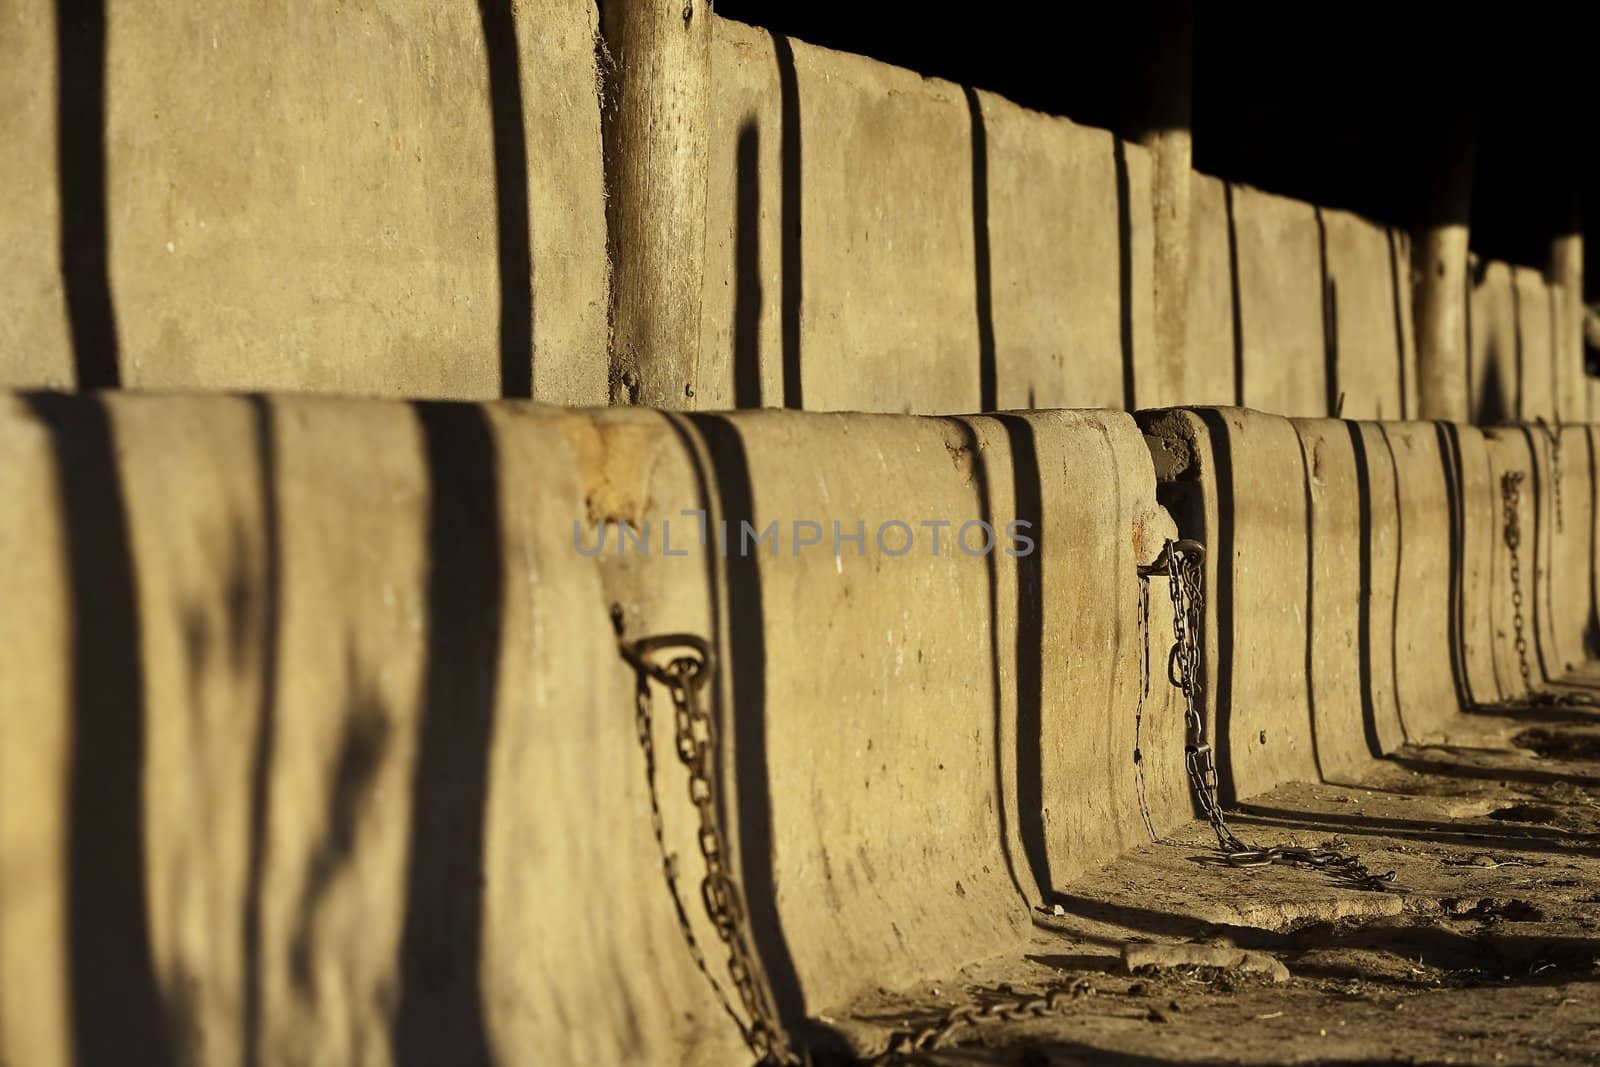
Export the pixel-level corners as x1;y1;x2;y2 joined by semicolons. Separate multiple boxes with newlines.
0;393;1185;1063
699;18;1158;415
0;0;608;401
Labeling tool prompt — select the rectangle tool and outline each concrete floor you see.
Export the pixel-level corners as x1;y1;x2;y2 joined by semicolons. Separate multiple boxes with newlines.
824;698;1600;1065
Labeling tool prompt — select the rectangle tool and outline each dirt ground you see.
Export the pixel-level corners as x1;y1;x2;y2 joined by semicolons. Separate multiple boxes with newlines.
823;706;1600;1065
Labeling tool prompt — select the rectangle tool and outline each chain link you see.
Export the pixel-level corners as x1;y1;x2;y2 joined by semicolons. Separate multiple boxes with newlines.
1495;472;1597;710
1537;417;1564;533
868;978;1097;1062
1503;470;1533;696
1139;540;1398;892
616;619;799;1066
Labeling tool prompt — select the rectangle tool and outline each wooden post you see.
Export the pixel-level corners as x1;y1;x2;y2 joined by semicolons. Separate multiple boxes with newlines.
1412;124;1475;422
1548;190;1583;422
1134;2;1194;409
600;0;712;408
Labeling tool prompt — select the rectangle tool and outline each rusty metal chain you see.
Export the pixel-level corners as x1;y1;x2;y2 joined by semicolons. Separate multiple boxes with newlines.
1503;471;1534;696
869;978;1097;1062
1496;472;1597;709
1138;540;1398;892
615;619;799;1066
1536;417;1564;533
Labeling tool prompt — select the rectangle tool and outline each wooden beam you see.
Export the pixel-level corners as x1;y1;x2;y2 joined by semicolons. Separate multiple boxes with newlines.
1133;2;1194;409
600;0;713;408
1412;125;1474;422
1548;191;1583;422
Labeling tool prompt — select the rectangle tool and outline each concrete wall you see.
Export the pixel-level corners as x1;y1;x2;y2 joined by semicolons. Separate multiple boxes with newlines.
698;20;1424;422
4;387;1596;1060
1183;180;1418;421
1480;424;1599;689
1135;407;1589;799
698;19;1159;414
0;392;1194;1064
1466;259;1575;426
0;0;608;402
11;5;1572;422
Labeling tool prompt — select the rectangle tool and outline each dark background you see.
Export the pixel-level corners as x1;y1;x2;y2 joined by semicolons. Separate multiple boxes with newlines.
715;3;1595;294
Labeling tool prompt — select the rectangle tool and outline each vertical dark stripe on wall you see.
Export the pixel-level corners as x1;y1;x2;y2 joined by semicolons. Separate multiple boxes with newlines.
773;34;804;409
1114;138;1135;410
392;404;503;1066
56;0;121;388
241;398;283;1067
1224;184;1245;407
966;87;997;413
27;394;170;1064
478;0;534;398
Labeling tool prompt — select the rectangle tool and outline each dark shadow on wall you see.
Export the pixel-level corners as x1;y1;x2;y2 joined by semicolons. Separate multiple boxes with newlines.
1479;355;1513;428
1546;282;1561;420
24;393;170;1063
391;403;503;1067
948;418;1032;906
289;653;391;1001
733;124;764;408
56;0;121;389
1465;259;1479;420
1192;410;1239;806
1296;429;1326;779
240;397;283;1067
1224;184;1245;408
965;87;997;413
678;414;851;1057
772;34;804;410
477;0;534;399
1587;430;1600;657
1314;207;1340;417
992;414;1050;898
1376;426;1416;739
1435;421;1477;711
1346;424;1388;759
1385;228;1410;417
1510;272;1526;421
1542;281;1555;419
1114;137;1135;411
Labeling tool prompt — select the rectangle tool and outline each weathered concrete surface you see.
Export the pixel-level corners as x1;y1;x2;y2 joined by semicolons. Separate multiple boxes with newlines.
838;731;1600;1064
1469;259;1520;424
0;393;1189;1063
1512;269;1559;424
981;98;1156;411
0;0;607;401
1469;260;1568;426
1181;174;1242;408
699;18;1158;414
1183;184;1417;421
1134;409;1549;799
1292;419;1409;781
1228;188;1328;417
0;394;728;1064
1319;210;1415;420
1480;424;1599;695
1137;408;1324;800
1377;421;1501;733
700;20;1432;422
700;21;980;412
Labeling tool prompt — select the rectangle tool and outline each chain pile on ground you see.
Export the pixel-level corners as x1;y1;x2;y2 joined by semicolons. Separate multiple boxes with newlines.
868;978;1097;1062
1138;540;1398;892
